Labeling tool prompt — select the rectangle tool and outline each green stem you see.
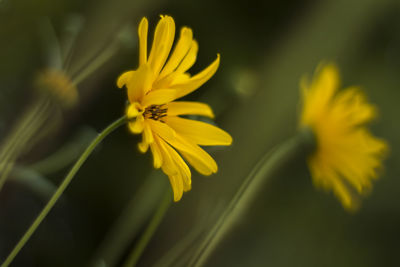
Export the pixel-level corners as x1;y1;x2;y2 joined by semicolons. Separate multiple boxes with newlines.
1;115;127;267
0;97;50;190
71;39;120;86
188;129;315;267
90;172;169;267
122;188;172;267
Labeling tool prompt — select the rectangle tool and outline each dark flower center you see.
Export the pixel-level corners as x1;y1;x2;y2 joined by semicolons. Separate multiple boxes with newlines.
144;105;168;121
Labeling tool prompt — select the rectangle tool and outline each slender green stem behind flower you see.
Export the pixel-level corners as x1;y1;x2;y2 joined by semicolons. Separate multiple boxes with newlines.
1;116;127;267
0;97;52;191
188;129;315;267
90;171;169;267
122;188;172;267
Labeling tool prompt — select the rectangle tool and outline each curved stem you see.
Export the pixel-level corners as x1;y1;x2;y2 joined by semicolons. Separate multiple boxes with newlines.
123;188;172;267
188;129;315;267
1;115;127;267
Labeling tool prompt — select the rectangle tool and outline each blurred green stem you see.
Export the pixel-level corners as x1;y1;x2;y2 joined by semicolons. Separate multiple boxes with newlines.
0;97;51;191
122;188;172;267
71;39;120;86
188;128;315;267
90;172;169;267
30;127;97;175
1;115;127;267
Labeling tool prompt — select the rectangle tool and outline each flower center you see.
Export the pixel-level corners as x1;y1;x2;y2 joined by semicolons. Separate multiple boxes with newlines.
143;105;168;121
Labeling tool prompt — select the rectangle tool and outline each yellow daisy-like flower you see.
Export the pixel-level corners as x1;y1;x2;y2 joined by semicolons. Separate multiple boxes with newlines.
299;63;387;210
117;15;232;201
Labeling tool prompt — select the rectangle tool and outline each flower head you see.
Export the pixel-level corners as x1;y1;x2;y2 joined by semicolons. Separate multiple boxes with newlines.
299;63;387;210
117;15;232;201
35;69;78;108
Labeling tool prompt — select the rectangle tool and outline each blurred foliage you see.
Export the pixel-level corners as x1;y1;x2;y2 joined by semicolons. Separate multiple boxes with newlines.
1;0;400;266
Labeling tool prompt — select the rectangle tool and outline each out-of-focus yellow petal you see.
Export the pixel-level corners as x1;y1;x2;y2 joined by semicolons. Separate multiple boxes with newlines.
167;101;214;118
138;17;148;65
172;54;220;100
166;116;232;146
301;63;388;211
313;63;339;97
331;87;376;126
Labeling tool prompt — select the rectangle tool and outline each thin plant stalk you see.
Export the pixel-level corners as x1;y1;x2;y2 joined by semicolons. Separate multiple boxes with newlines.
122;188;172;267
1;115;127;267
71;39;120;86
90;172;169;267
188;129;315;267
0;97;51;190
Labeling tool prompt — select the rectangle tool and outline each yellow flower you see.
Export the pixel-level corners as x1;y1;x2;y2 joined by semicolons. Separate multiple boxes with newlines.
35;69;78;108
117;15;232;201
299;63;387;210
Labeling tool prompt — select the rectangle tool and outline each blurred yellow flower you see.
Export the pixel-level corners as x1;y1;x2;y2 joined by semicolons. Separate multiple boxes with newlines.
35;69;78;108
299;63;387;210
117;15;232;201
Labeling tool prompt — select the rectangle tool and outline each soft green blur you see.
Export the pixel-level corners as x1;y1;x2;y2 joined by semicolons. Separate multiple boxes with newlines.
0;0;399;266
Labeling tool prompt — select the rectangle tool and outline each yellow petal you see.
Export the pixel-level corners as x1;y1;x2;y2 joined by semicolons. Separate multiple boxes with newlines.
143;122;154;144
147;119;176;141
166;116;232;146
126;64;153;102
170;134;218;175
148;113;217;175
138;17;148;65
138;142;149;153
117;71;134;88
126;103;140;119
179;150;213;176
167;101;214;118
150;142;163;169
170;175;183;202
183;182;191;192
155;136;177;175
332;87;376;126
158;27;193;80
128;114;144;134
148;16;176;77
141;89;177;107
314;63;339;92
155;136;183;201
175;40;198;74
137;122;153;153
162;137;191;188
172;54;220;100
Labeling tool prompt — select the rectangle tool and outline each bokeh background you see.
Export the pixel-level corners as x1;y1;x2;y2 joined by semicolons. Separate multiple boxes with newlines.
1;0;400;266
